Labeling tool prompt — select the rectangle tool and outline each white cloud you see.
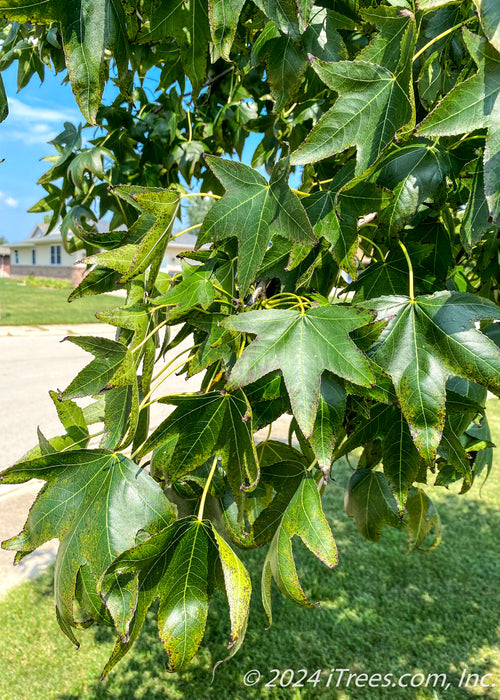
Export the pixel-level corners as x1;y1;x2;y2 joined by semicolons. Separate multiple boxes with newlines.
0;191;20;208
0;96;80;144
7;96;78;123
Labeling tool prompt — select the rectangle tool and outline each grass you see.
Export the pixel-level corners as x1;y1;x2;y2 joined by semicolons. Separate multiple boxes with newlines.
0;277;120;325
23;275;73;290
1;400;500;700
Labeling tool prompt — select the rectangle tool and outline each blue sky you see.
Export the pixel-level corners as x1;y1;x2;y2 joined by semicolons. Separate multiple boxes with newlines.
0;65;81;242
0;64;296;244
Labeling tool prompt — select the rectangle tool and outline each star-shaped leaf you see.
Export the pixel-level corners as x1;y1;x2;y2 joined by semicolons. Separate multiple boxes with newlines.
262;477;337;624
418;30;500;222
224;305;375;437
138;391;259;501
100;518;251;675
0;0;128;124
197;156;315;292
0;449;175;644
363;291;500;462
291;6;416;173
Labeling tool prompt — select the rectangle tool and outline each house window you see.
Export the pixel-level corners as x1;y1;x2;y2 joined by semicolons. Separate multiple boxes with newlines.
13;249;19;265
31;249;36;265
50;245;62;265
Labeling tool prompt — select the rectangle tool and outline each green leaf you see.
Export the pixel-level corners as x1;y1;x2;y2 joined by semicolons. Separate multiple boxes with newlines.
404;487;441;552
462;158;493;249
0;73;7;122
309;373;346;477
68;268;122;301
0;0;128;124
344;469;402;542
49;390;89;449
59;336;136;399
101;518;211;675
198;157;315;292
382;409;425;509
252;0;300;38
101;385;139;450
210;525;251;664
84;244;138;275
68;146;115;189
373;140;452;231
473;0;500;53
151;262;216;318
417;0;458;8
255;27;308;111
418;30;500;222
140;0;210;96
262;477;337;623
303;162;390;269
101;517;251;676
363;292;500;462
291;7;416;173
303;6;348;63
0;450;175;643
224;305;374;437
139;391;259;500
335;403;423;509
208;0;246;60
116;188;180;283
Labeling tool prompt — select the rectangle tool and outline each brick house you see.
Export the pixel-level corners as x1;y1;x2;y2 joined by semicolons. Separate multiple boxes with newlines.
9;223;87;285
7;223;201;285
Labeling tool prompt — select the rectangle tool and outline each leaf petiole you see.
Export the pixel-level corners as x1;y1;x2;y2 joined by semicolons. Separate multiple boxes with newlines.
197;455;219;521
398;240;415;301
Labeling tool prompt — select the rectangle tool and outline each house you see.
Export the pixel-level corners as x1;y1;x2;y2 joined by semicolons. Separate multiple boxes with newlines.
7;223;203;286
0;246;10;277
9;223;87;285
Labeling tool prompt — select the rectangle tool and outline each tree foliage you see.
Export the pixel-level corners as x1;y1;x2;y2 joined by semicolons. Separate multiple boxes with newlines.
1;0;499;676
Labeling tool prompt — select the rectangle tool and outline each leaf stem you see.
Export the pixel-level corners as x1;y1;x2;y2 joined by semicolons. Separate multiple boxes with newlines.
131;318;169;354
171;223;202;239
197;455;219;521
212;283;235;300
291;188;310;197
139;355;193;411
358;234;385;262
187;109;192;144
398;240;415;300
181;192;221;200
412;17;475;63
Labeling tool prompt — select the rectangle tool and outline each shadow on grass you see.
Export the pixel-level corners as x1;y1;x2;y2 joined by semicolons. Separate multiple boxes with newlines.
27;461;499;700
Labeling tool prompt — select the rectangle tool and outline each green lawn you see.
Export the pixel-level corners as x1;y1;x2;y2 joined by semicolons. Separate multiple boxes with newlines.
1;401;499;700
0;277;120;325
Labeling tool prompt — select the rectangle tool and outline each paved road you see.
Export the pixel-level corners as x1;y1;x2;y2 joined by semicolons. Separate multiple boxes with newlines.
0;323;290;597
